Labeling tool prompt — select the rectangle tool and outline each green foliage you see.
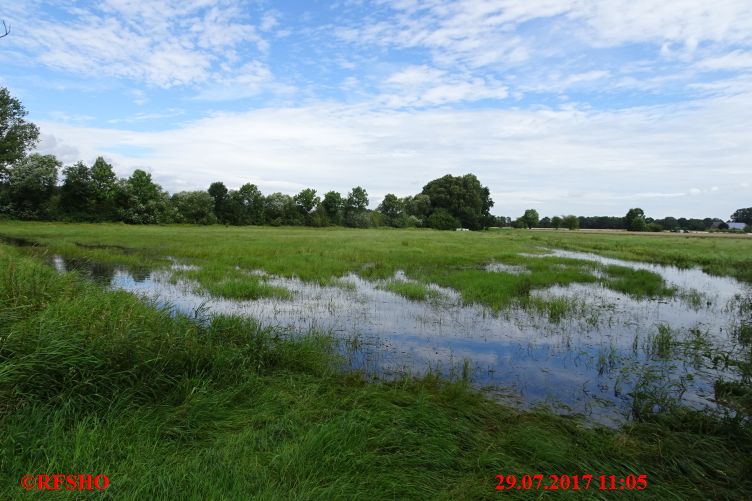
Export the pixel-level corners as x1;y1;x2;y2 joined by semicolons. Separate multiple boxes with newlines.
116;169;174;224
519;209;539;229
322;191;344;225
3;154;60;219
208;181;228;222
344;186;369;228
225;183;265;225
426;208;460;230
0;87;40;171
625;208;647;232
731;207;752;226
294;188;320;225
171;191;217;225
562;214;579;230
420;173;493;230
378;193;407;227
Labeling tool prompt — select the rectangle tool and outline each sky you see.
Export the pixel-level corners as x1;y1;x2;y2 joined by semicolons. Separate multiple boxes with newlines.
0;0;750;218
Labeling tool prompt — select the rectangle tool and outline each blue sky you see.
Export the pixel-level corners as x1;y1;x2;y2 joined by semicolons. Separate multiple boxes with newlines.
1;0;750;218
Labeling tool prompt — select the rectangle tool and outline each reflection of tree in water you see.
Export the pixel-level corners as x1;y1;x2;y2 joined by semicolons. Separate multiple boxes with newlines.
61;257;117;285
129;266;151;283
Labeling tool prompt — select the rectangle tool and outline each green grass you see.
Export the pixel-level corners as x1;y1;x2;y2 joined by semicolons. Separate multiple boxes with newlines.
173;265;293;300
382;280;443;302
2;244;752;499
601;265;675;298
3;223;749;313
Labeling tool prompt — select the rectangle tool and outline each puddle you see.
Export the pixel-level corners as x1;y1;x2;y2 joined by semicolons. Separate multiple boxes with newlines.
3;237;751;427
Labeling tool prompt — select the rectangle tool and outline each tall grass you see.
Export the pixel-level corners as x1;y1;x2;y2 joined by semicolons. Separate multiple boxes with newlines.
1;245;752;499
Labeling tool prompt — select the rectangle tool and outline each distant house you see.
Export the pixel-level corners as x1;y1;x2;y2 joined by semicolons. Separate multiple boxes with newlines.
728;222;747;231
710;220;727;230
455;228;470;232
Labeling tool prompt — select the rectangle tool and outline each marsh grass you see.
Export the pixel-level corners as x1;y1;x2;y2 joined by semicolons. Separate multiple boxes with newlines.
4;223;746;315
651;324;675;359
2;245;752;499
382;279;443;302
173;266;293;300
600;265;675;298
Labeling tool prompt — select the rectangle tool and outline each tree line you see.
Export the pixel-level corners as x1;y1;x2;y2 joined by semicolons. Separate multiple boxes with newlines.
1;86;748;232
499;207;751;232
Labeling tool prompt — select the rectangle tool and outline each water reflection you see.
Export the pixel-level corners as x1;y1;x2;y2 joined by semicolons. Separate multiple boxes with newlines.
32;251;750;426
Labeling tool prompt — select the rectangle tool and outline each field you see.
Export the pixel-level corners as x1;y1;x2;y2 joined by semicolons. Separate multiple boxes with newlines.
1;222;752;499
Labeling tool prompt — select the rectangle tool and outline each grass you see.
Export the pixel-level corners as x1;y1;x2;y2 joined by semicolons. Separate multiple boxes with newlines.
382;280;443;302
2;223;749;314
2;244;752;499
601;265;675;298
173;265;293;300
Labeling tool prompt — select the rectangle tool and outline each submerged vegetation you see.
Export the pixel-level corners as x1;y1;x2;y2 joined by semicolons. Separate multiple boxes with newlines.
2;244;752;499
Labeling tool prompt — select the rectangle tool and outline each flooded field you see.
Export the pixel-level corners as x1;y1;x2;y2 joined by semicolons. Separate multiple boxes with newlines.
9;234;747;427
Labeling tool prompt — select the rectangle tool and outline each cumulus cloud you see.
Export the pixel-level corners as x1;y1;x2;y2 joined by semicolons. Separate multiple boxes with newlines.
34;86;752;217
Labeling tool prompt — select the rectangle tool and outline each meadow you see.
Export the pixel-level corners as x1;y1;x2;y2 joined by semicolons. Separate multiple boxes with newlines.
1;222;752;499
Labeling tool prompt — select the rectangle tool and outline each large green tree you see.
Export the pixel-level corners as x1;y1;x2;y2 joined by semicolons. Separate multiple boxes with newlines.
322;191;344;225
420;174;493;230
294;188;320;225
519;209;539;229
731;207;752;226
116;169;173;224
344;186;369;228
171;191;217;225
60;161;95;217
625;208;647;232
4;153;60;218
0;87;40;175
208;181;229;223
90;157;118;220
377;193;406;227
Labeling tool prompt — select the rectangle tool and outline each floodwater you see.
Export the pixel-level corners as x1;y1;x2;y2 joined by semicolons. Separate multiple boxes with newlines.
2;235;750;426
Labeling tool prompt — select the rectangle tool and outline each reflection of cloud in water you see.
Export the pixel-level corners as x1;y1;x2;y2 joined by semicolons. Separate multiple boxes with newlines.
39;251;752;426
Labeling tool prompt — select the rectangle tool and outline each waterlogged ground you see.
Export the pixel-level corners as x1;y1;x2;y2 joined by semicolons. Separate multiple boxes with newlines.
11;236;748;426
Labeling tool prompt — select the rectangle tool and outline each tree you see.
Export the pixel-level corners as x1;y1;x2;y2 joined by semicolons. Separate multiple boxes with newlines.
731;207;752;226
90;157;118;220
420;174;493;230
563;214;579;231
117;169;173;224
426;208;460;230
378;193;406;227
551;216;563;230
294;188;320;225
171;191;217;225
322;191;343;225
344;186;369;227
404;193;431;219
0;87;40;176
60;161;95;217
4;154;60;218
519;209;539;229
625;208;647;232
208;182;228;223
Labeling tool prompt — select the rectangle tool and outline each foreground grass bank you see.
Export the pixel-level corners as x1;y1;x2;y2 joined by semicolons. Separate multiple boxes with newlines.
1;245;751;499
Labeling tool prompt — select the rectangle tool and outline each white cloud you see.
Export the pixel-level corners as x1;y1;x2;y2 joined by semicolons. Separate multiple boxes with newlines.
34;87;752;218
380;65;508;107
4;1;272;88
